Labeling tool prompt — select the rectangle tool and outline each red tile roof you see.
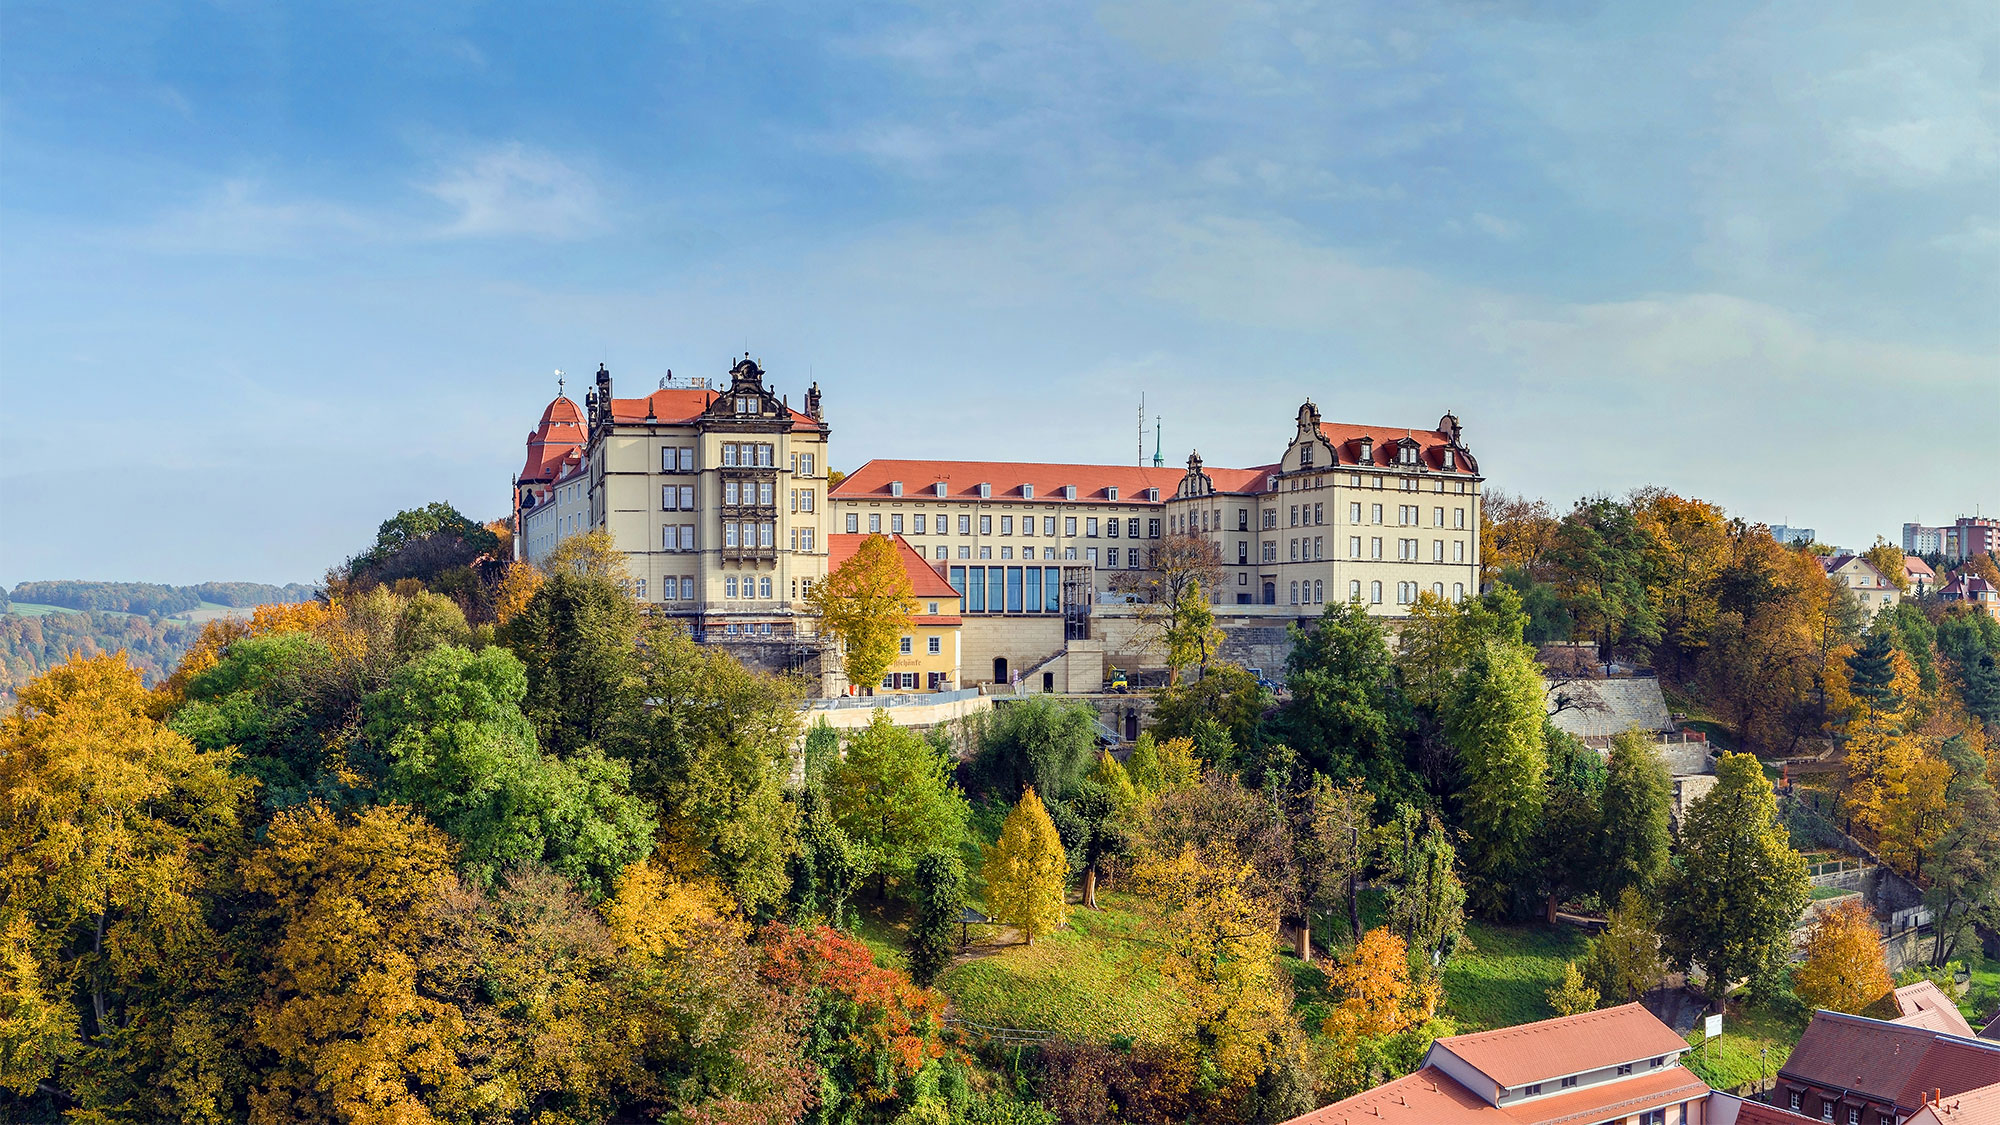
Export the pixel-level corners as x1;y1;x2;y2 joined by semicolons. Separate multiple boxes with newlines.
1435;1003;1691;1087
1895;981;1978;1038
832;460;1189;504
1500;1066;1707;1125
1713;1094;1822;1123
604;388;821;431
1904;556;1936;578
1781;1012;2000;1110
1907;1081;2000;1123
519;394;588;483
827;534;961;601
1284;1065;1506;1125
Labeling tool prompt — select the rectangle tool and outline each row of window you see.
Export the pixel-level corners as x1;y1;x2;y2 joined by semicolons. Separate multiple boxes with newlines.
663;485;819;513
896;635;946;655
659;447;819;475
723;522;776;549
880;672;953;690
1295;579;1468;606
724;480;775;506
1786;1090;1887;1124
947;566;1066;614
845;511;1164;539
723;575;776;599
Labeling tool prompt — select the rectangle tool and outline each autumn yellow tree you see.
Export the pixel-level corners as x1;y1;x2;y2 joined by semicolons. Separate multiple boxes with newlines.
1631;489;1731;664
0;654;252;1105
1546;961;1600;1016
1131;845;1295;1096
982;787;1069;944
242;802;471;1125
808;533;915;693
1321;929;1439;1040
491;560;544;624
546;528;631;582
1793;899;1893;1015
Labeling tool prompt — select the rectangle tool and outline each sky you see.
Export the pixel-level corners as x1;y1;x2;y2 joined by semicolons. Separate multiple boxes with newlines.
1;0;1995;586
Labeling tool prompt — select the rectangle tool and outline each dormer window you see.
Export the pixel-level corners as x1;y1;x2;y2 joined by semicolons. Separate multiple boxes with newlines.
1617;1064;1632;1076
1063;485;1077;500
1107;487;1119;502
1444;449;1456;469
1022;484;1034;499
890;481;903;498
1648;1057;1664;1069
1559;1076;1577;1089
1146;488;1160;502
934;482;947;498
978;483;992;499
737;396;756;414
1359;438;1374;465
1301;445;1314;467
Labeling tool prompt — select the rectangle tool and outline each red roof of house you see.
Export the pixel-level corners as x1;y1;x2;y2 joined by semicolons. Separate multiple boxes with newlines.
604;388;821;431
1715;1094;1822;1123
832;460;1189;504
1907;1081;2000;1123
1896;981;1978;1038
827;534;961;601
1284;1065;1506;1125
519;394;588;483
1781;1012;2000;1110
1905;557;1936;578
1436;1003;1691;1087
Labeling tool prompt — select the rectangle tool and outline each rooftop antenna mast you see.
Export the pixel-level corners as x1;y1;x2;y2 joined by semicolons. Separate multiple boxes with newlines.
1138;394;1146;466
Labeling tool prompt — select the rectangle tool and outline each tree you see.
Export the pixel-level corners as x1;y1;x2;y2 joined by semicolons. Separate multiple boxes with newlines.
1584;887;1667;1003
1863;540;1910;594
1443;638;1548;912
1659;753;1811;1007
242;803;471;1125
1481;489;1560;585
1531;727;1606;922
1113;533;1223;683
1278;601;1417;804
808;533;915;693
1150;661;1268;768
983;788;1069;944
1546;961;1599;1017
1599;730;1672;900
906;848;964;987
544;527;630;582
1793;899;1893;1015
343;501;502;590
965;695;1099;801
1073;751;1138;909
0;654;253;1113
1322;928;1439;1041
833;710;970;899
363;644;654;899
629;627;802;915
491;560;544;624
1924;781;2000;964
1546;496;1662;656
1300;774;1376;948
1378;804;1468;976
500;569;641;759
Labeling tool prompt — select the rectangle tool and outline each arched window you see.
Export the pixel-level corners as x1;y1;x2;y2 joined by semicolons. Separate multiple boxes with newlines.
1350;580;1362;602
1434;582;1444;598
1453;582;1465;602
1370;581;1383;605
1289;581;1299;604
1314;580;1324;603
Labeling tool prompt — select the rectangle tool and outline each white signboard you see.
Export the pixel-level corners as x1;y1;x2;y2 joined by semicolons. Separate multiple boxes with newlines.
1704;1014;1723;1039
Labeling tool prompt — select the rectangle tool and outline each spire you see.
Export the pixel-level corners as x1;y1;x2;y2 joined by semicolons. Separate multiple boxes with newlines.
1152;417;1163;467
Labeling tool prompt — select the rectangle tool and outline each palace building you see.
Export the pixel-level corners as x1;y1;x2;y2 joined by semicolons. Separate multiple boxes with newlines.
515;357;831;639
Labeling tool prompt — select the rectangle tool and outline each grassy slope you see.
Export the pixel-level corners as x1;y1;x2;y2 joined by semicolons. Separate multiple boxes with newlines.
1679;998;1805;1092
1440;921;1593;1032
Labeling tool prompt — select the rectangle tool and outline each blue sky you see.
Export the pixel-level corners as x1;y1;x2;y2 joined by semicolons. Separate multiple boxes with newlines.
2;0;1994;585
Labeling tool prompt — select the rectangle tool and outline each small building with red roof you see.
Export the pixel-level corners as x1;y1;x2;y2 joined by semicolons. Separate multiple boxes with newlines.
1773;1009;2000;1123
825;533;962;694
1938;573;2000;621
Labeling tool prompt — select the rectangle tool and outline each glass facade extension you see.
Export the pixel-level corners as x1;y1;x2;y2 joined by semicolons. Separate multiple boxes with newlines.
948;566;1063;614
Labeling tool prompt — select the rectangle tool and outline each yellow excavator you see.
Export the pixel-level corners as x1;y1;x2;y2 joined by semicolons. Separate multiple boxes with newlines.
1107;667;1129;693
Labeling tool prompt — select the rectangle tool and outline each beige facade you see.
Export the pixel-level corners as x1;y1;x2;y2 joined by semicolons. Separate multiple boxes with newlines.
824;534;964;695
517;358;831;637
1823;554;1900;620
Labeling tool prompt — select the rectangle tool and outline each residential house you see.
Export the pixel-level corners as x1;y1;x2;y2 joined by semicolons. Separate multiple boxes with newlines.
1938;574;2000;622
1904;556;1936;598
824;533;962;694
1773;1010;2000;1124
1892;981;1978;1038
1820;555;1899;620
1284;1003;1709;1125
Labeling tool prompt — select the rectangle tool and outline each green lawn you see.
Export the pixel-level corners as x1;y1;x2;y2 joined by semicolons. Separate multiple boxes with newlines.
1440;921;1594;1033
935;892;1187;1044
1680;997;1805;1093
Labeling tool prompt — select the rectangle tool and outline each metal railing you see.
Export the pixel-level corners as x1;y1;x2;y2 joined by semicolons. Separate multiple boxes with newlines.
807;687;983;711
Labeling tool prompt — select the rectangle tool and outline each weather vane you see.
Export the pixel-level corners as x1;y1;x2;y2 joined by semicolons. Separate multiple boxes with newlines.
555;369;565;395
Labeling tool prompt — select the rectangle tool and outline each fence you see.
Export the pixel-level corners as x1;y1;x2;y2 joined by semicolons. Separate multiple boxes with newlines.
808;687;984;710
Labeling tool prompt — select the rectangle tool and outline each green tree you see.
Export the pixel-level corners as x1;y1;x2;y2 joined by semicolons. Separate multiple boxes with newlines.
832;710;970;898
629;627;803;915
1924;779;2000;964
500;570;642;759
1443;638;1548;913
1584;887;1668;1003
1658;753;1811;1008
1378;805;1467;976
1300;774;1376;949
1152;661;1268;767
1848;630;1899;717
1163;579;1226;682
983;788;1069;944
906;848;965;986
807;533;915;693
1546;496;1662;655
1277;601;1417;804
1546;961;1599;1016
1599;729;1672;901
363;644;654;899
344;501;501;591
967;695;1099;801
1531;726;1606;922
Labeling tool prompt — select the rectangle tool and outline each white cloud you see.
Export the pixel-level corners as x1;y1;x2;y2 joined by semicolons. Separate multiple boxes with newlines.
130;179;378;254
422;143;606;239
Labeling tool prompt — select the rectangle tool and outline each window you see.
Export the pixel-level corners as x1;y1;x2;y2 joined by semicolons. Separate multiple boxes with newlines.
1371;503;1383;523
869;513;882;534
1290;505;1299;527
737;396;754;414
1313;580;1323;603
1107;517;1120;538
1847;1109;1860;1125
1128;518;1140;538
1455;507;1466;528
1262;541;1277;563
1263;509;1278;529
1371;581;1382;604
725;481;741;505
936;546;947;559
760;522;774;547
800;528;814;551
1641;1113;1666;1125
635;578;646;599
899;637;912;654
1238;542;1249;564
1454;540;1465;563
958;546;971;558
759;481;773;505
1086;518;1100;537
1065;516;1078;536
891;514;904;534
960;515;973;535
978;482;992;499
1001;547;1013;560
1434;540;1445;562
1819;1105;1833;1124
1371;537;1383;559
1289;581;1299;604
722;443;739;467
1617;1064;1632;1076
1106;548;1119;566
980;515;992;535
1789;1093;1803;1111
1350;580;1362;601
979;546;991;559
1526;1084;1542;1096
725;576;739;597
1001;516;1013;535
1314;503;1323;524
1433;506;1445;527
846;513;859;533
928;636;942;655
1559;1076;1577;1089
681;577;694;600
756;444;773;467
1047;517;1059;536
1648;1057;1664;1069
1290;539;1299;561
1453;582;1465;601
800;453;815;476
725;523;740;548
759;576;772;598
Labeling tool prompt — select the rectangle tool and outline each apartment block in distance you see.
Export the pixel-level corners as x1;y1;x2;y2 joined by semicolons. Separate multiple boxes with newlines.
515;358;831;639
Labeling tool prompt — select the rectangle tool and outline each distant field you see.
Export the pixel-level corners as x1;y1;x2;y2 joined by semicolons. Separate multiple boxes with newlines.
5;600;250;624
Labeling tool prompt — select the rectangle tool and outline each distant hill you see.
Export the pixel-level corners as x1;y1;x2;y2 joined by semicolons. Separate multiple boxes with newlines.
1;579;318;699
